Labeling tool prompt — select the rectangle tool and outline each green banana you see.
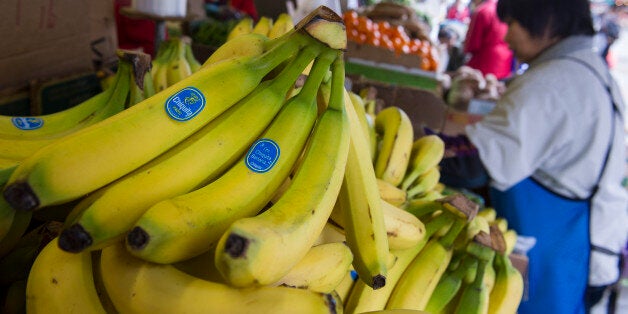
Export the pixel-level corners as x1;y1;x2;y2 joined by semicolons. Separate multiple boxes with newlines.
406;166;441;199
166;37;193;86
214;51;348;287
401;135;445;191
182;37;202;73
454;234;497;314
374;106;414;187
57;45;321;254
126;47;329;264
100;242;342;314
4;28;325;212
425;250;479;314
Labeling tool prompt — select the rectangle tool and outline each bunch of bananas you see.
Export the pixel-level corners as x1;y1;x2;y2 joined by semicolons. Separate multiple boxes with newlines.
226;13;295;41
151;36;202;92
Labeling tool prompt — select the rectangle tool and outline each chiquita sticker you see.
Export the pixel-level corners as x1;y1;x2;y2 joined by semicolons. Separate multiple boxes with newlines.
12;117;44;130
245;139;280;173
165;87;206;121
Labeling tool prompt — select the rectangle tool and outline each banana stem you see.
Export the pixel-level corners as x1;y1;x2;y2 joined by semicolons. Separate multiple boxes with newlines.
297;50;337;103
270;46;320;92
328;53;345;112
439;217;466;249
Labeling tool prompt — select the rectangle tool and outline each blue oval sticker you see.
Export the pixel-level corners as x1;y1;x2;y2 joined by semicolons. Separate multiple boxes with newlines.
164;87;206;121
245;139;280;173
12;117;44;130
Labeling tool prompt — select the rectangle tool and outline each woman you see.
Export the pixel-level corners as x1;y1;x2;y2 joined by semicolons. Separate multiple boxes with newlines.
464;0;628;313
463;0;513;79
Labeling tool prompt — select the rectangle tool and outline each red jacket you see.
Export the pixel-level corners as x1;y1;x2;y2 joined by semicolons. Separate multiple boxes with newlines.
463;0;513;79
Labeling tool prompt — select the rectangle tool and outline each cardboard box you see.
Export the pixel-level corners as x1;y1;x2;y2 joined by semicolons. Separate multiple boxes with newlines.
0;0;94;90
88;0;118;69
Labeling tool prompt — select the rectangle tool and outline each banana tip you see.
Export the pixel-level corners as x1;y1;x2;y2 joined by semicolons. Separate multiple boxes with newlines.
372;274;386;290
58;224;93;253
127;226;150;250
225;233;249;258
3;182;39;211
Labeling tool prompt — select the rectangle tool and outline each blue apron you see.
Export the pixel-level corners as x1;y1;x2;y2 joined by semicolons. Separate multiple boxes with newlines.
490;179;589;314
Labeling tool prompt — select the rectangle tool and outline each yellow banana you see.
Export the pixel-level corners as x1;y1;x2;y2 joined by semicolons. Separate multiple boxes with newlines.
335;78;389;290
335;268;358;303
100;242;343;314
406;166;441;199
57;45;320;254
314;222;347;246
182;36;202;73
381;199;426;250
214;51;348;287
377;178;407;207
203;32;270;67
90;250;118;314
227;17;254;41
253;16;274;36
487;252;524;314
401;135;445;191
492;217;508;233
344;212;456;314
268;13;295;39
166;38;193;86
347;90;376;160
374;106;414;187
4;28;325;212
477;207;497;223
25;237;105;314
275;242;354;293
502;229;518;256
126;47;331;264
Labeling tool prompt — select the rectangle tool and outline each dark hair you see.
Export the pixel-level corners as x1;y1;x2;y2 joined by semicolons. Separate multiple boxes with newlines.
496;0;595;38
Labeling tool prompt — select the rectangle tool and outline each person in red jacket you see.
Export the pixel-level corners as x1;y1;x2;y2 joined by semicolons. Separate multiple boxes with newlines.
463;0;513;79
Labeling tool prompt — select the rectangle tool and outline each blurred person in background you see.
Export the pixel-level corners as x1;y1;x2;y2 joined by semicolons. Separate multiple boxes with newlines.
446;0;471;23
463;0;513;79
464;0;628;313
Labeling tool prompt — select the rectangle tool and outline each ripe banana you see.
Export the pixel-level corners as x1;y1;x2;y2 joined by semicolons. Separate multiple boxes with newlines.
25;237;105;313
381;199;425;250
406;166;441;199
335;268;358;303
401;135;445;191
214;51;348;287
4;28;324;212
344;209;457;313
502;229;518;256
227;17;254;41
126;47;331;264
57;45;320;254
477;207;497;223
182;37;202;73
100;242;342;314
314;222;347;246
374;106;414;187
269;13;295;39
487;252;524;314
275;242;354;293
253;16;274;36
377;178;408;207
166;37;193;86
347;90;376;160
203;32;270;67
335;76;389;290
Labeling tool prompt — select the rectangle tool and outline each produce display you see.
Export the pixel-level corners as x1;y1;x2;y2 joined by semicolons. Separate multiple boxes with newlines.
0;6;523;314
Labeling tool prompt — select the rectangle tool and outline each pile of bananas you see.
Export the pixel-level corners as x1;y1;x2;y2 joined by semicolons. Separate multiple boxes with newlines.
226;13;296;41
0;6;524;314
151;36;202;92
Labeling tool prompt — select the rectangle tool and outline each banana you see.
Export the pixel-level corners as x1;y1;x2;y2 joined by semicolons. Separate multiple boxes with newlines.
487;252;524;314
477;207;497;223
214;51;348;287
502;229;518;256
386;195;478;310
227;17;254;41
373;106;414;187
268;13;295;39
0;209;32;258
492;217;508;233
203;32;270;67
253;16;274;36
3;279;27;314
182;36;202;73
0;196;15;240
126;47;332;264
313;221;347;246
166;37;193;86
25;237;105;313
57;44;320;254
100;242;343;314
344;212;456;314
424;250;479;314
4;27;329;212
403;190;444;219
172;246;227;284
406;166;441;199
335;268;358;303
151;40;175;92
90;250;118;314
377;178;407;207
335;76;390;290
347;90;376;161
381;199;426;250
401;135;445;191
126;50;153;108
275;242;354;293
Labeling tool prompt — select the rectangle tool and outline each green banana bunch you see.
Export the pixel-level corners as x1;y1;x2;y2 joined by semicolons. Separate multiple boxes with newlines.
100;242;343;314
4;25;328;213
374;106;414;187
386;194;479;311
214;51;348;287
25;237;105;313
401;134;445;191
343;210;457;314
58;39;320;254
275;242;354;293
126;47;330;264
226;17;254;41
403;190;444;219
